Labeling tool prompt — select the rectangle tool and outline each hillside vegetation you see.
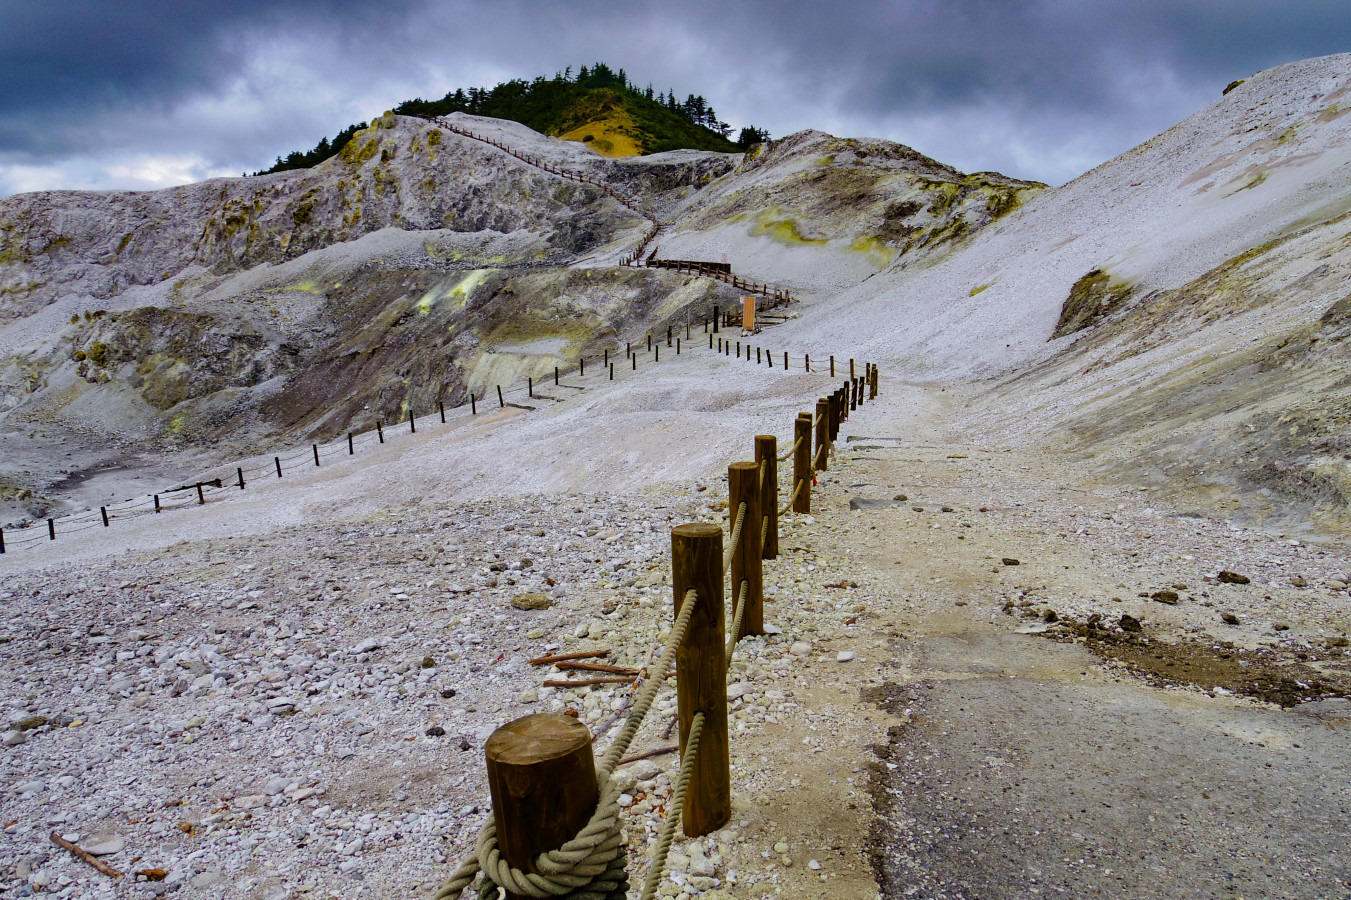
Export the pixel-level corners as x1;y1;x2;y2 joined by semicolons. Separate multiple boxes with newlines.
261;63;746;173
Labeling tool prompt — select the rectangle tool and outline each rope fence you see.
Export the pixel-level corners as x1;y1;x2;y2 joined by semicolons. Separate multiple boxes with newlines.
431;359;881;899
2;331;724;556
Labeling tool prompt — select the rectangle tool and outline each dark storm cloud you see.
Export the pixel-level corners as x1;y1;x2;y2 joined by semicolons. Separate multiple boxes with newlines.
1;0;1349;193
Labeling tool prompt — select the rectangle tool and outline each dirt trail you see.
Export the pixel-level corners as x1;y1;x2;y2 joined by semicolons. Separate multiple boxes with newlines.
809;386;1351;898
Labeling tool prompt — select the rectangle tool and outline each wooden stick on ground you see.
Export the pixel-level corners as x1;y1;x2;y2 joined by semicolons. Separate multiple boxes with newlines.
617;745;679;766
50;833;123;878
542;677;636;688
554;661;641;675
529;650;610;666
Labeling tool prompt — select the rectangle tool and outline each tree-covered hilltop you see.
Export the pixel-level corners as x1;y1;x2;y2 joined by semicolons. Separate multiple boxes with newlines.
256;62;770;175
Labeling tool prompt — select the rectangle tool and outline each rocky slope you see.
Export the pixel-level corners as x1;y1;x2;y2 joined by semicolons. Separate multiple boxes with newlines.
0;109;1033;525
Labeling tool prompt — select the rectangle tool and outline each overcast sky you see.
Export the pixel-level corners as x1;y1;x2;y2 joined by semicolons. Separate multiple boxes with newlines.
1;1;1348;196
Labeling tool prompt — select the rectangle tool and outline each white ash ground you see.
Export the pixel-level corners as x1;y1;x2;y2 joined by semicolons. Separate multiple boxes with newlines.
0;473;894;900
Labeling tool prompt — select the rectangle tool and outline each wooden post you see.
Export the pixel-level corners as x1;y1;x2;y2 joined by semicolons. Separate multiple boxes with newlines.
497;386;504;408
850;358;855;380
377;421;385;443
313;444;320;466
609;363;614;380
815;399;829;471
0;527;5;554
604;348;609;367
851;379;858;411
275;457;282;477
348;433;354;454
409;411;416;434
712;305;719;332
667;325;672;346
555;366;559;386
755;436;778;560
830;355;835;377
805;353;810;373
783;351;788;369
196;483;205;505
727;462;764;638
677;338;681;355
632;353;636;371
872;365;879;399
580;357;585;377
439;401;446;424
528;377;533;398
756;347;761;365
154;494;160;513
670;524;731;837
237;467;245;489
484;714;600;900
48;518;55;540
794;415;812;513
655;345;659;362
471;394;477;415
100;507;109;527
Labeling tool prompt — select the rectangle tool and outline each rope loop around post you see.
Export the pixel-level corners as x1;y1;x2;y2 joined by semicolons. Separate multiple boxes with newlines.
435;590;700;900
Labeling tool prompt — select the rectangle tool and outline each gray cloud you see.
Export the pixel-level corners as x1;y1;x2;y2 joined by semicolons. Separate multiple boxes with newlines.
1;0;1348;194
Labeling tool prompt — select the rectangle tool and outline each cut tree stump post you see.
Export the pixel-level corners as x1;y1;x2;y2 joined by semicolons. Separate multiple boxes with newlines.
484;713;600;900
830;355;835;377
671;523;731;837
795;414;812;513
755;435;778;560
727;461;764;638
816;399;829;471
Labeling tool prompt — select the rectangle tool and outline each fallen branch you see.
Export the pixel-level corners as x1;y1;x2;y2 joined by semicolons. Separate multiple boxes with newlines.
529;649;609;666
555;661;640;675
542;677;636;688
617;745;678;766
50;833;122;878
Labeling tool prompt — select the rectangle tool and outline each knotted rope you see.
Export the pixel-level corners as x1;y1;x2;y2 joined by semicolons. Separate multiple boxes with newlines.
722;501;747;574
777;435;803;462
638;711;706;900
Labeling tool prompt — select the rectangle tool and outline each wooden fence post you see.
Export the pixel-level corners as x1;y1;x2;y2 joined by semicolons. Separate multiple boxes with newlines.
409;411;416;434
275;457;282;478
348;433;354;454
671;524;731;837
805;353;810;373
728;462;764;638
498;386;504;408
555;366;560;386
439;401;446;423
313;444;320;466
196;483;205;505
154;495;160;513
850;358;855;380
471;394;477;415
100;507;109;527
237;467;245;489
484;714;600;900
755;435;778;560
815;399;829;471
794;415;812;513
830;355;835;377
48;518;55;540
377;421;385;443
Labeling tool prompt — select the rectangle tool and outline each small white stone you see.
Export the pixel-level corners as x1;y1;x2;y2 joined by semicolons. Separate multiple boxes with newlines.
808;859;822;871
836;651;855;662
789;642;812;657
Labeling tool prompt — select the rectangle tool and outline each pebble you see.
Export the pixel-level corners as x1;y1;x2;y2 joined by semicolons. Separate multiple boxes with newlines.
82;835;125;856
511;592;552;610
789;642;812;657
836;651;856;662
2;730;26;747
